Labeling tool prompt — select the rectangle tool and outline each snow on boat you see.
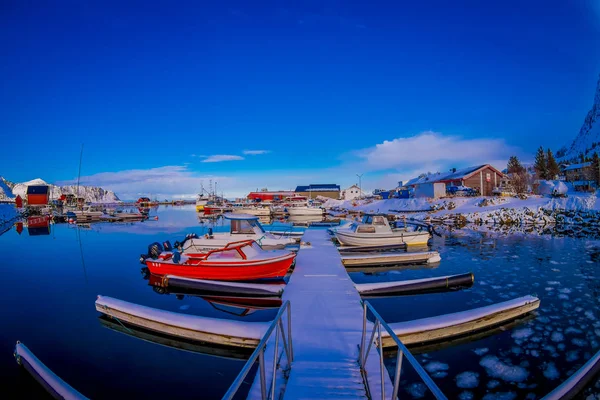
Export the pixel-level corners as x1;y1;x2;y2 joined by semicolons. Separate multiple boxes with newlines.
341;250;441;267
14;341;89;399
356;272;473;297
157;274;285;297
380;295;540;348
335;214;431;247
146;240;295;281
95;295;268;348
184;214;298;251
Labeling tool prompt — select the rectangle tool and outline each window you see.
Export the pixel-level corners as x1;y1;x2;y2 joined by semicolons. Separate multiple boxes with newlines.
372;216;386;225
231;220;257;234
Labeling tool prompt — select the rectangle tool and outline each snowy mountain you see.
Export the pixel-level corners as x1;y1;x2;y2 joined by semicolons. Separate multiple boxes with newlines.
561;74;600;161
8;178;120;203
0;177;15;201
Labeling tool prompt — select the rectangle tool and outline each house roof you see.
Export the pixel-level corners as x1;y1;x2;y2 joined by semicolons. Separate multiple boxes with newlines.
406;165;505;186
563;162;592;171
295;184;340;192
343;184;360;191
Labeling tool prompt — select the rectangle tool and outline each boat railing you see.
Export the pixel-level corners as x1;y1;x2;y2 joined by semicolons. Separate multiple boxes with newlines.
359;301;447;400
222;300;293;400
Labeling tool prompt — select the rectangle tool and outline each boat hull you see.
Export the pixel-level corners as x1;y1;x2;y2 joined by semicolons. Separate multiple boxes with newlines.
146;254;295;281
287;207;324;216
335;230;431;247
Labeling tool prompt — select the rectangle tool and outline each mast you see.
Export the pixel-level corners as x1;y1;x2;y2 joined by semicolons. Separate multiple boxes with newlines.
76;144;84;206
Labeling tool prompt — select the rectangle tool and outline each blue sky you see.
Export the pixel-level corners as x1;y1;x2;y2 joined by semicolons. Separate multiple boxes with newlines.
1;0;599;199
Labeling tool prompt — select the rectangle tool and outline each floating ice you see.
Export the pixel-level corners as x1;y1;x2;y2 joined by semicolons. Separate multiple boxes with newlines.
487;380;500;389
586;311;596;321
565;327;584;335
572;338;587;347
551;332;565;342
530;350;540;357
473;348;489;356
511;328;534;340
425;361;449;373
432;371;448;379
543;362;560;380
559;288;572;294
479;355;529;382
482;392;517;400
456;372;479;389
558;343;566;351
547;281;561;285
566;350;580;362
511;347;523;355
558;294;569;300
406;382;427;398
458;391;474;400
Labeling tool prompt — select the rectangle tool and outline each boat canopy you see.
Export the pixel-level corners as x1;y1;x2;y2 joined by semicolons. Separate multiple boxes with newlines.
361;214;390;226
227;214;266;235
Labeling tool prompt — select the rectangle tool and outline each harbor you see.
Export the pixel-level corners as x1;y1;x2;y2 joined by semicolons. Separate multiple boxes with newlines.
3;204;600;399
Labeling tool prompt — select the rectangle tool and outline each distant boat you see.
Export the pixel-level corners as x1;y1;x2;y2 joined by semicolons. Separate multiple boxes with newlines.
145;240;295;281
335;213;431;247
286;206;325;216
236;205;272;217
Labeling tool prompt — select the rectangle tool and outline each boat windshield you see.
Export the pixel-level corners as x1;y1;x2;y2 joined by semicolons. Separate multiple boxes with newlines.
208;249;242;259
230;219;257;234
242;242;264;259
362;215;372;224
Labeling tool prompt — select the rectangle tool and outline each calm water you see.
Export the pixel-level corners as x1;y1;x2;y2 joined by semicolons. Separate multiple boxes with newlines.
2;205;600;399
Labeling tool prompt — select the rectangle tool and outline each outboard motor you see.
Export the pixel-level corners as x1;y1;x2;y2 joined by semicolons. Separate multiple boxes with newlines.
163;240;173;252
172;249;181;264
140;254;149;264
207;228;213;238
148;242;163;259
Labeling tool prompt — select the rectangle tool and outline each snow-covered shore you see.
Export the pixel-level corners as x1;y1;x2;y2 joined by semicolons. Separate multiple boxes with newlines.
324;191;600;227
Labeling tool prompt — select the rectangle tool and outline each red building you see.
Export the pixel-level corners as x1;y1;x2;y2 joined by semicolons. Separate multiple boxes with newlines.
247;191;295;202
26;185;50;205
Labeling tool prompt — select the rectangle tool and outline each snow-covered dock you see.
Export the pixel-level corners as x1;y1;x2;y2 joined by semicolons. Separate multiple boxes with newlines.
340;250;441;267
248;229;393;399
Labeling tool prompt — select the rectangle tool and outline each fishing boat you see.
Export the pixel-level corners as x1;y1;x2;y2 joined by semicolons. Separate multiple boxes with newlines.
70;205;104;220
145;240;295;281
237;205;272;217
335;213;431;247
286;206;325;217
183;213;298;251
195;196;208;212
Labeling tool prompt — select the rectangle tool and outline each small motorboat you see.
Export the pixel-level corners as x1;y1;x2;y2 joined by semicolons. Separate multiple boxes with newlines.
335;213;431;247
145;240;295;281
236;206;272;217
287;206;325;217
183;213;298;252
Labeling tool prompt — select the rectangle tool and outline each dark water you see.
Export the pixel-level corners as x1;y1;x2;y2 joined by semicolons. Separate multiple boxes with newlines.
3;206;600;399
0;205;272;399
351;230;600;399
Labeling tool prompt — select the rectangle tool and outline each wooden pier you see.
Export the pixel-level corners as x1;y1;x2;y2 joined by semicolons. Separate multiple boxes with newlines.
248;229;392;399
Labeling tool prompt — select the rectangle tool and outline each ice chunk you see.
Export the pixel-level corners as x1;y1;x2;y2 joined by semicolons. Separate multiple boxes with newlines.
558;294;569;300
432;371;448;379
572;338;587;347
425;361;449;373
482;392;517;400
565;327;584;335
487;380;500;389
480;355;529;382
456;371;479;389
551;332;564;342
458;391;474;400
559;288;572;294
511;328;534;340
566;350;580;362
406;382;427;398
543;362;560;380
586;311;596;321
473;348;489;356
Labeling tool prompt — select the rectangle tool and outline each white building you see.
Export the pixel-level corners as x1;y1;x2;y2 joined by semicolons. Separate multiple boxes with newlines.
341;184;362;200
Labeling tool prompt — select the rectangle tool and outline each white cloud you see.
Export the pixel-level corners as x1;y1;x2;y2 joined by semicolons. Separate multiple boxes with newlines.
243;150;270;155
201;155;244;163
356;131;517;171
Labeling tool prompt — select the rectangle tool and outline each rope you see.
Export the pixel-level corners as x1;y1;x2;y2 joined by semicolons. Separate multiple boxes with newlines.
100;305;134;334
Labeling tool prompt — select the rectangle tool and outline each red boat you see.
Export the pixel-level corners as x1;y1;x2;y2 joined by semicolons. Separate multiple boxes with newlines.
145;240;295;281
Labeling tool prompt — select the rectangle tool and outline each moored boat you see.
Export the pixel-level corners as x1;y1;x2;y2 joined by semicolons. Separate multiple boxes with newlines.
146;240;295;281
182;213;298;251
286;206;325;216
335;213;431;247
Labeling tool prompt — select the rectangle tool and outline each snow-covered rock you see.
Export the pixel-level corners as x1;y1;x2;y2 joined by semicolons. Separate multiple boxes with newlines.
10;177;119;204
538;180;569;196
0;176;14;201
562;73;600;161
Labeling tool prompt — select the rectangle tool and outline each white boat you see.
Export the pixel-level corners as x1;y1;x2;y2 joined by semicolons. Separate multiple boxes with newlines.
334;214;431;247
195;195;209;212
287;206;324;216
183;214;298;252
70;205;104;219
